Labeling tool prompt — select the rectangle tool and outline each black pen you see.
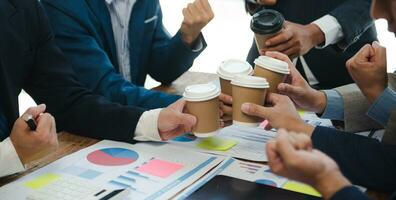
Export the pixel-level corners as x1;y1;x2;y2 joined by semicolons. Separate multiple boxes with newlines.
24;114;37;131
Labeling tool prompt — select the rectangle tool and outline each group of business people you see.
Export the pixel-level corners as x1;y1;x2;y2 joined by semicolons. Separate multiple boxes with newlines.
238;0;396;199
0;0;395;199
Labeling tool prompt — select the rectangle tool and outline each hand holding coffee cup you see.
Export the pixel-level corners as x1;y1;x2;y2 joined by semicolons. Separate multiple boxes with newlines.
183;83;221;137
259;21;325;59
253;55;290;93
231;75;269;126
158;99;197;141
251;9;284;52
266;51;327;113
217;59;253;123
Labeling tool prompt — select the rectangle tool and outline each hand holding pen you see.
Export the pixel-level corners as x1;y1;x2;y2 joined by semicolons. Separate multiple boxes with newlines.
9;104;59;165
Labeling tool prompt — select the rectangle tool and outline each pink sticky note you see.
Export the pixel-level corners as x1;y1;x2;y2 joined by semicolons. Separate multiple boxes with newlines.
259;120;269;129
137;159;183;178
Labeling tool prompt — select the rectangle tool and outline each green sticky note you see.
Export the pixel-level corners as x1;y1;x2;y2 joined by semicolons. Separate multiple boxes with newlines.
24;173;60;189
196;137;237;151
283;181;321;197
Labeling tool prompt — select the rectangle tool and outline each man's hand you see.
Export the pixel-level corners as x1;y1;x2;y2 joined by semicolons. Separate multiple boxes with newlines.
181;0;214;46
346;41;388;103
241;93;314;135
265;51;327;113
256;0;277;5
267;130;351;199
219;93;233;123
259;22;325;59
10;104;58;165
158;100;197;141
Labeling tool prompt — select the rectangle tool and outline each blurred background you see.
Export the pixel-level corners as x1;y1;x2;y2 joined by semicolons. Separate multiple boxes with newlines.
19;0;396;113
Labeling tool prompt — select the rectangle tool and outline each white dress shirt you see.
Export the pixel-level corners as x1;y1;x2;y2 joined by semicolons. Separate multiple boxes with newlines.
298;14;345;85
105;0;136;82
0;138;25;177
312;15;344;48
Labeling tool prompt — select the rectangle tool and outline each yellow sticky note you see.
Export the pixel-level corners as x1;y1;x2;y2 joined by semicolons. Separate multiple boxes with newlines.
298;109;306;117
24;173;60;189
283;181;321;197
196;137;237;151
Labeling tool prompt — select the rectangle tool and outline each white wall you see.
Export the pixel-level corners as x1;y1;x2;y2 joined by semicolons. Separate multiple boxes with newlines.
159;0;396;74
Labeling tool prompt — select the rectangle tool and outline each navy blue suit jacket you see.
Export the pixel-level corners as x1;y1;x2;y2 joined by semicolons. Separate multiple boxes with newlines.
0;0;148;142
312;126;396;196
41;0;204;109
247;0;378;89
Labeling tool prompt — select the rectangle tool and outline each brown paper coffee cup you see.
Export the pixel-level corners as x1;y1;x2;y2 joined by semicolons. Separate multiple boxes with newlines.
217;59;253;96
254;33;276;51
254;65;286;93
251;9;284;51
231;75;269;126
253;56;290;93
186;98;220;137
183;83;221;137
219;78;232;96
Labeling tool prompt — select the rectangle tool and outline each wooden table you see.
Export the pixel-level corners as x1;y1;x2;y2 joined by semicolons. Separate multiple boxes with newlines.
0;72;389;200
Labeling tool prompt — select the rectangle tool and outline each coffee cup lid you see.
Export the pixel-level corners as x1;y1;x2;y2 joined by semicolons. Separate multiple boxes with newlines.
254;56;290;74
231;75;269;89
217;59;253;80
183;83;221;102
250;9;284;35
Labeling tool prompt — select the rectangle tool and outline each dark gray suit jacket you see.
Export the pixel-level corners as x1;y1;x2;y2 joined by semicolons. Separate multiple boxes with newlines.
247;0;378;89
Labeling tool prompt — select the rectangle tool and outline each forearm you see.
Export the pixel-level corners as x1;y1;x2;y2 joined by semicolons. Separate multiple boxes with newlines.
148;31;206;84
312;126;396;192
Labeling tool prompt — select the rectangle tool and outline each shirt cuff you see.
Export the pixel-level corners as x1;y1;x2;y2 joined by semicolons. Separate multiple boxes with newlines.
134;109;163;142
0;137;25;177
367;87;396;126
312;15;344;49
321;90;344;120
184;33;204;53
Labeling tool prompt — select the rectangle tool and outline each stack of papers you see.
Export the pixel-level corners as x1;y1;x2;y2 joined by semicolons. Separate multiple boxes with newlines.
0;141;224;200
0;111;337;199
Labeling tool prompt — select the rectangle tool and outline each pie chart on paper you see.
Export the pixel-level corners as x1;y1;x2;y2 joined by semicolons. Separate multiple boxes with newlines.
87;148;139;166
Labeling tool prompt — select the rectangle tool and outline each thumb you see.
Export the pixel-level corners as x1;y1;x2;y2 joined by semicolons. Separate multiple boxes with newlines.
241;103;271;120
276;130;297;164
24;104;46;118
357;44;374;62
278;83;303;98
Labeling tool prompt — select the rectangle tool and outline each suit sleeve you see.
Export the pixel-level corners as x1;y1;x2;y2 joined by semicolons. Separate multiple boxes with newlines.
329;0;376;49
312;126;396;192
383;73;396;144
335;84;383;132
41;2;180;110
147;2;206;84
24;1;145;142
330;186;371;200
